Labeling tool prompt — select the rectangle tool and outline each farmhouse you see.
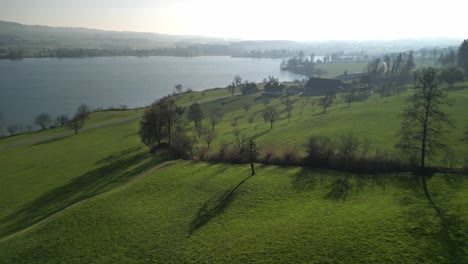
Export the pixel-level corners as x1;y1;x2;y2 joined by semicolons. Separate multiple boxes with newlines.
264;82;286;96
304;77;344;96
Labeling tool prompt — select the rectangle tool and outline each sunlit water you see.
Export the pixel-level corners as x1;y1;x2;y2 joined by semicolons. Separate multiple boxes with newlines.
0;56;304;131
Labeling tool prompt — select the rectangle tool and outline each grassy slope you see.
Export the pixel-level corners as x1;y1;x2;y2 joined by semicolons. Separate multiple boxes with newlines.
0;109;144;146
0;118;162;238
1;82;468;263
190;85;468;164
1;161;467;263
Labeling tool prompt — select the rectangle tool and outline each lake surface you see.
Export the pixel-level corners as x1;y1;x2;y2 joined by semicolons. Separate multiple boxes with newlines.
0;56;303;131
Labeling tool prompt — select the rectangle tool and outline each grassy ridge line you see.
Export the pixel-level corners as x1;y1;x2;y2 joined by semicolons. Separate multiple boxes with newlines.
0;91;238;238
0;91;238;149
0;115;138;150
1;161;466;263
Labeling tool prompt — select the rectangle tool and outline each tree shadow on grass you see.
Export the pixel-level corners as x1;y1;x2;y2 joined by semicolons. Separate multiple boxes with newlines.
404;172;467;263
292;169;420;202
325;175;352;201
0;148;163;239
95;146;143;165
32;135;70;146
189;174;253;235
292;169;319;191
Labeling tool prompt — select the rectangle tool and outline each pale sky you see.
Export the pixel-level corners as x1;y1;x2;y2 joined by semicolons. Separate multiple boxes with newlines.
1;0;466;41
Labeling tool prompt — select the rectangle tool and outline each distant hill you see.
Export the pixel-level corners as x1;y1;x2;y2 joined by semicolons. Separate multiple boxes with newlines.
0;20;228;51
0;20;463;58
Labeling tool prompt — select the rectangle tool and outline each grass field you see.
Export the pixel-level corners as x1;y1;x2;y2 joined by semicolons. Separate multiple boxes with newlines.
1;161;467;263
184;84;468;165
0;109;144;146
315;62;367;78
1;80;468;263
0;117;164;239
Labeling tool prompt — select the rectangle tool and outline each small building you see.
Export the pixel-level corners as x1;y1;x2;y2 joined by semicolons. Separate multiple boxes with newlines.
241;82;259;95
286;85;303;95
304;77;344;96
264;82;286;96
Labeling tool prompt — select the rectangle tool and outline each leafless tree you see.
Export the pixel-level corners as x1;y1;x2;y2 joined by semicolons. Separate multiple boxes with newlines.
67;117;83;135
264;106;279;129
34;113;52;130
76;104;91;125
175;84;183;94
55;114;69;127
202;127;217;149
248;115;255;126
243;103;251;114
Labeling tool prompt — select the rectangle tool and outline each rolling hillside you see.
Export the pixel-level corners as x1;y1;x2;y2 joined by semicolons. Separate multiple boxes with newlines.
1;83;468;263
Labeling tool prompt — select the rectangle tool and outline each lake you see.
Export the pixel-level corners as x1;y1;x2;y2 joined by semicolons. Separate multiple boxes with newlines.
0;56;304;131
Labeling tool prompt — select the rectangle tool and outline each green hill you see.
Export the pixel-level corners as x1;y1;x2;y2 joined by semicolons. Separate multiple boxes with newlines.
1;161;467;263
1;83;468;263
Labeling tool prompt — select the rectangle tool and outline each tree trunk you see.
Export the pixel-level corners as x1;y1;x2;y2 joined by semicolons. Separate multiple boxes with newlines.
250;162;255;176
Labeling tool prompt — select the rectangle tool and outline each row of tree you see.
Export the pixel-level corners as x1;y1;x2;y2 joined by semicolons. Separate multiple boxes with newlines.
1;104;91;137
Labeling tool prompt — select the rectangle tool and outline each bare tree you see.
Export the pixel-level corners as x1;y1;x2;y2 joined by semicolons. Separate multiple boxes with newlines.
120;105;128;112
243;103;251;114
188;102;204;129
264;106;279;129
282;98;295;123
338;133;360;168
175;106;185;118
67;117;83;135
319;93;334;113
76;104;91;125
7;124;17;136
342;88;356;107
209;110;223;129
248;115;255;126
55;114;69;127
34;113;52;130
397;67;454;170
234;75;242;87
247;138;258;175
231;120;238;129
157;98;178;146
175;84;183;94
202;127;217;149
227;83;236;96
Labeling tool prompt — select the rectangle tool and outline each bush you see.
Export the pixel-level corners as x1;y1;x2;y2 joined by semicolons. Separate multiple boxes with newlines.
171;132;195;159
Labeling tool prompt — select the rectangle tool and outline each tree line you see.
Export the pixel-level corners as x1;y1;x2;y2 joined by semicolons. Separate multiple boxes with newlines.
2;104;93;137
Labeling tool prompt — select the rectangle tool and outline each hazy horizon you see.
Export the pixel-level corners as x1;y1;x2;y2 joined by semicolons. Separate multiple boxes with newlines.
1;0;466;42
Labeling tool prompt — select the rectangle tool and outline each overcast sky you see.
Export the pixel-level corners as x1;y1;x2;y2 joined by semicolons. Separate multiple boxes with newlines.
1;0;466;41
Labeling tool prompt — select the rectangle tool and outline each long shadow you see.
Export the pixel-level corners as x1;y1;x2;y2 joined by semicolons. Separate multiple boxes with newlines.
292;168;319;191
32;135;69;146
95;146;143;165
419;172;467;263
252;128;271;138
292;169;420;202
0;149;162;239
189;174;254;235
